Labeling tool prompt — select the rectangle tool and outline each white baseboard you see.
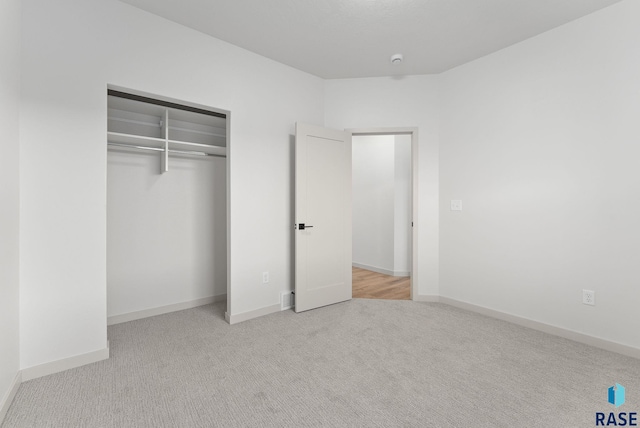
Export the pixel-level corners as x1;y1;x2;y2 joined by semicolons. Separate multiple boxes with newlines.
225;303;281;325
438;297;640;360
352;262;410;277
414;294;440;303
0;371;21;424
108;294;226;326
21;345;110;382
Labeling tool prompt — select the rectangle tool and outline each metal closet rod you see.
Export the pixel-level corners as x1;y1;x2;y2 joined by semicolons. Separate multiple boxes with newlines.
107;142;225;158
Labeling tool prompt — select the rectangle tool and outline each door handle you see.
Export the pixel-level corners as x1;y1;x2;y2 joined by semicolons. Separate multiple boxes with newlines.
298;223;314;230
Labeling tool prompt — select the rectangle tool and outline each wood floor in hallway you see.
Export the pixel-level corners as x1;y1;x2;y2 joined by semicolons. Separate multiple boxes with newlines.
352;267;410;300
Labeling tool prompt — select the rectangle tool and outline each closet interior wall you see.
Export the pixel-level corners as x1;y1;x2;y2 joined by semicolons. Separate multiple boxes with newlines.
107;91;227;321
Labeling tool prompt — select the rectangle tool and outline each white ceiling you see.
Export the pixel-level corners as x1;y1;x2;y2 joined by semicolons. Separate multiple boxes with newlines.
120;0;622;79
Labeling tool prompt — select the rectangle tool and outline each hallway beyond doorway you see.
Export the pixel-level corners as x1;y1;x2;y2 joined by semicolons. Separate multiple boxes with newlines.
352;267;410;300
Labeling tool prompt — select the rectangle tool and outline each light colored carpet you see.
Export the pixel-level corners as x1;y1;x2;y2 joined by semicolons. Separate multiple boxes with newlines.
3;299;639;427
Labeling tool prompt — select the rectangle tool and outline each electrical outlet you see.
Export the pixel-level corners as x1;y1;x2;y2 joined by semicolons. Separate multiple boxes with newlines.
451;200;463;211
583;289;595;306
262;271;269;284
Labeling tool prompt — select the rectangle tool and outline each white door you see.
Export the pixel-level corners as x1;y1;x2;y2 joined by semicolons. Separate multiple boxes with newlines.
295;123;352;312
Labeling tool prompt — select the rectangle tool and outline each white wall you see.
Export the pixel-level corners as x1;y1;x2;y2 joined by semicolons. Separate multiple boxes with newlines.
352;135;395;272
107;151;226;317
0;0;21;414
20;0;323;370
439;0;640;349
325;75;440;296
393;135;412;275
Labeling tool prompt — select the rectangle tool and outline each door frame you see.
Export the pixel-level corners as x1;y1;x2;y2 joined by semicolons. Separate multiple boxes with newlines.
348;127;418;300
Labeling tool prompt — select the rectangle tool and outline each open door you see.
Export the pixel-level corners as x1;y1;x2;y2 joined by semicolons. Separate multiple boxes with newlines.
295;123;352;312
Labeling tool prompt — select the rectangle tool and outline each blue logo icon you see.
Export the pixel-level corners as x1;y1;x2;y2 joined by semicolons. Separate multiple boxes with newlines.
609;383;626;408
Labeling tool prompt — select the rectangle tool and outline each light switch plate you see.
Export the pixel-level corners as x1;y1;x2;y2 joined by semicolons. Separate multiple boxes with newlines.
451;200;463;211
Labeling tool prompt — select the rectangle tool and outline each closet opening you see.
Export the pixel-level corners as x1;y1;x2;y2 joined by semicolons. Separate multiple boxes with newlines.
106;86;230;325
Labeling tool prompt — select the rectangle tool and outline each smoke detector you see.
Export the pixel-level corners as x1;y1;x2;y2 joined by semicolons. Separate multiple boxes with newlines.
390;54;403;64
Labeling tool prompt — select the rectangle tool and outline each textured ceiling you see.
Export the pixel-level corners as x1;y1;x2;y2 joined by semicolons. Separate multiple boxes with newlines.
119;0;623;79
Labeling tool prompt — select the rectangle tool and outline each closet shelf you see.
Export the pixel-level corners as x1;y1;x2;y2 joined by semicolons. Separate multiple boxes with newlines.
107;89;228;172
169;125;225;138
109;115;162;129
168;140;226;156
107;132;226;156
107;132;165;149
108;142;224;158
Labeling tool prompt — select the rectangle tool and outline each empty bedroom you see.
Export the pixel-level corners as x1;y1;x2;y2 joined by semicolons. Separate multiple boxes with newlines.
1;0;639;426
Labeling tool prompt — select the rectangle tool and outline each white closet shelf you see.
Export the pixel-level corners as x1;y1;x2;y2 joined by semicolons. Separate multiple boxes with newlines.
107;89;228;172
107;132;165;149
168;125;225;138
107;133;227;157
168;140;226;156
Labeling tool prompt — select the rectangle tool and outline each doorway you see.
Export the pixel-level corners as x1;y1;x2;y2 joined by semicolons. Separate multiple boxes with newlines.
349;128;418;301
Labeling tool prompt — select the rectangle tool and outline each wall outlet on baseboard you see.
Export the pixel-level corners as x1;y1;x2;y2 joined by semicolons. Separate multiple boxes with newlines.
583;289;595;306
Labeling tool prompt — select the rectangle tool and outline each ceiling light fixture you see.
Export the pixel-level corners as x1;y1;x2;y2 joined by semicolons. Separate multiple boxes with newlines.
390;54;403;65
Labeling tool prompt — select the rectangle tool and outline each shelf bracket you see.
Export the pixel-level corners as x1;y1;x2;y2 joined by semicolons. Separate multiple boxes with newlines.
161;109;169;174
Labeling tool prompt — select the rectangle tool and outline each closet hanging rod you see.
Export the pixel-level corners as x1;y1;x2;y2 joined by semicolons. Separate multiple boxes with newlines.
107;142;225;158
